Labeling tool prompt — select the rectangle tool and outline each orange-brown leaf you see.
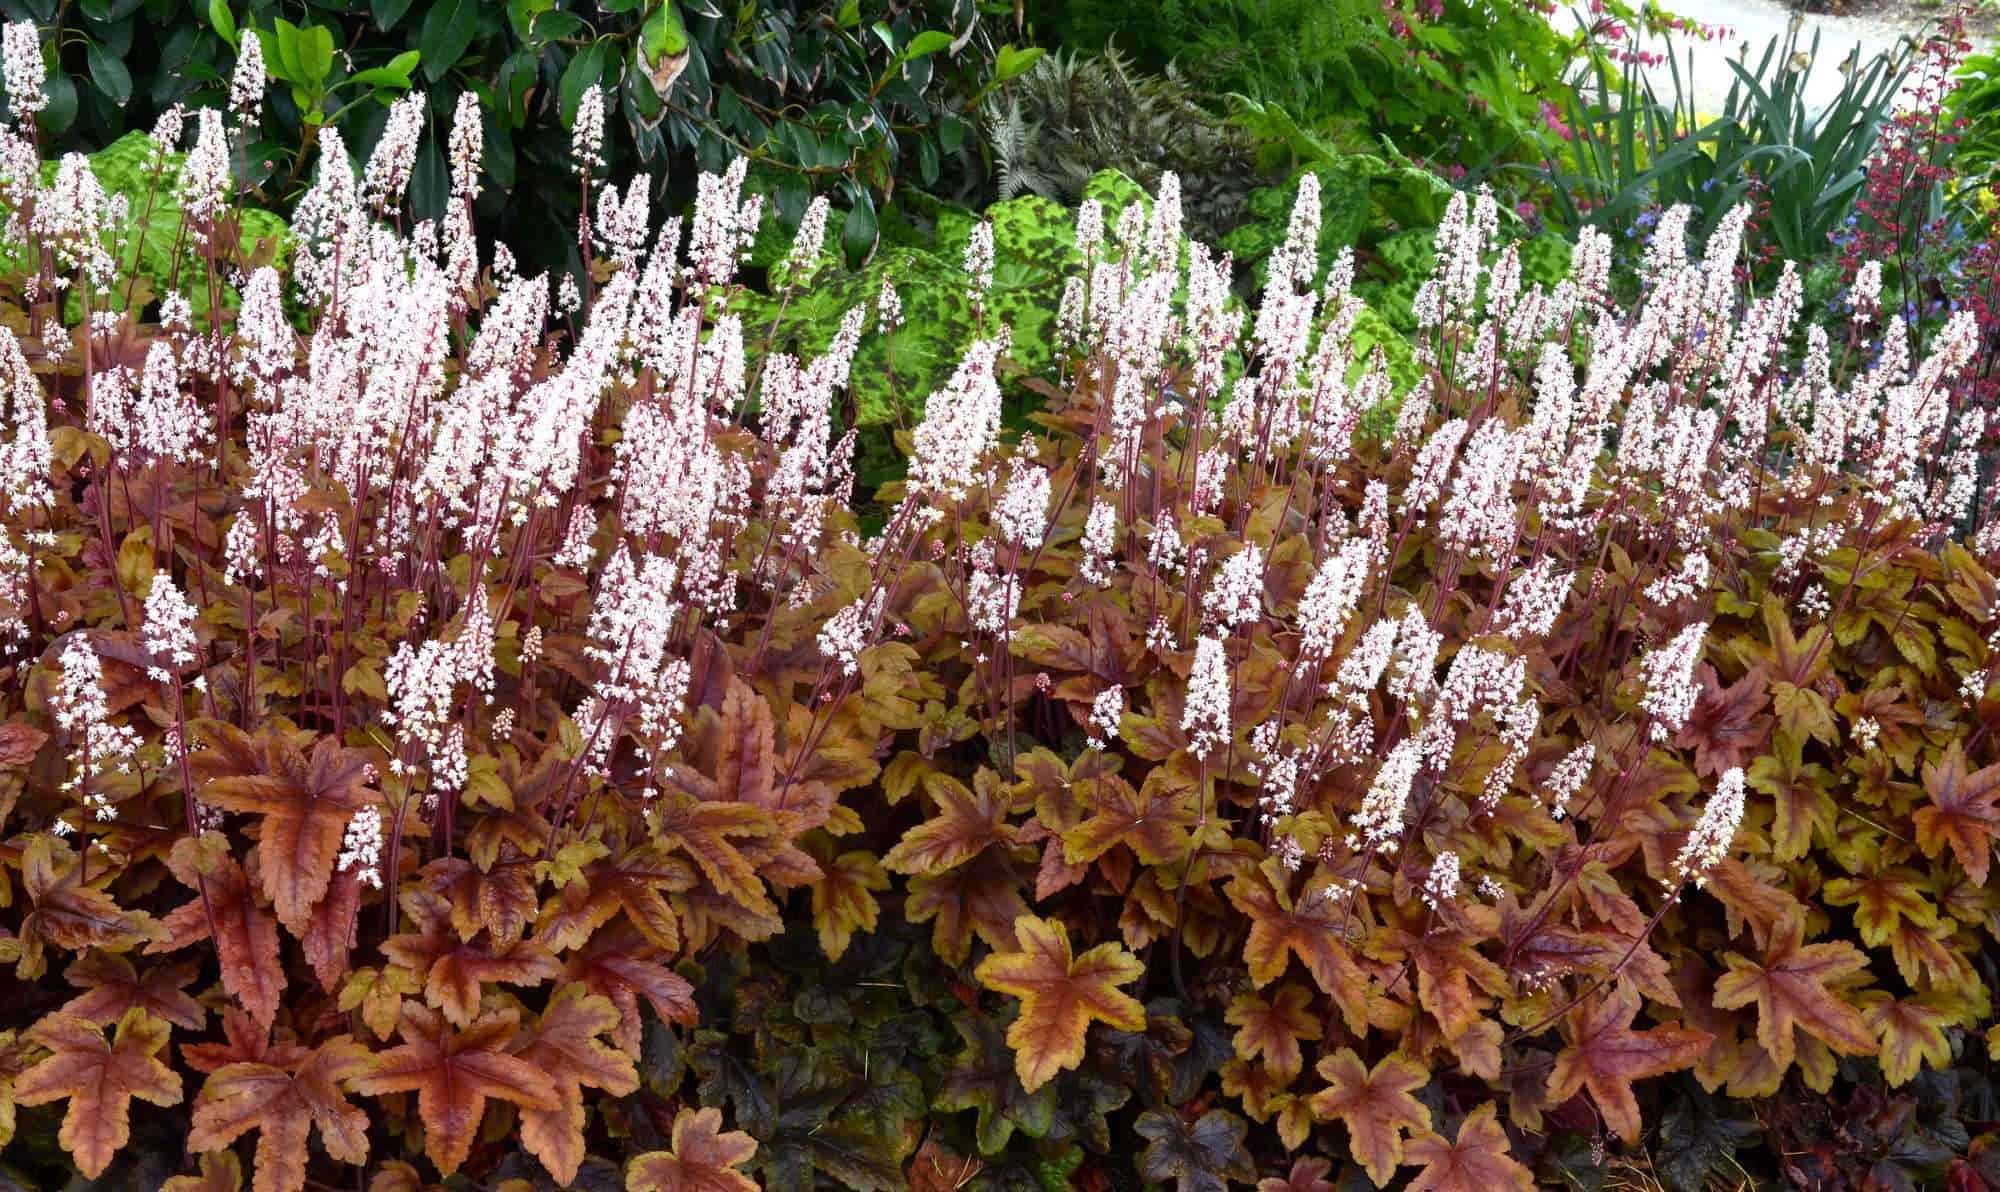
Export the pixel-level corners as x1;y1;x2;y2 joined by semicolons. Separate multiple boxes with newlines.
0;718;49;767
61;952;205;1031
1229;871;1369;1035
20;835;164;961
973;913;1145;1092
1404;1103;1533;1192
1914;740;2000;885
13;1009;184;1179
153;837;286;1032
626;1106;758;1192
188;1036;373;1192
1672;664;1771;778
1225;983;1322;1081
652;793;780;916
511;985;639;1185
884;770;1016;875
1307;1048;1430;1187
1061;772;1194;866
1863;996;1950;1088
811;849;888;961
1545;986;1710;1144
906;850;1027;966
197;734;376;934
1712;912;1875;1070
349;1004;559;1176
563;924;698;1056
380;890;562;1027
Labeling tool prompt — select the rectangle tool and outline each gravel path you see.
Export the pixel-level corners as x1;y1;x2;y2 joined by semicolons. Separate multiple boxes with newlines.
1578;0;1928;115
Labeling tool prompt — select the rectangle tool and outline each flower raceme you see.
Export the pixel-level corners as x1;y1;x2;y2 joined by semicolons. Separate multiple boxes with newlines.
0;50;1997;1190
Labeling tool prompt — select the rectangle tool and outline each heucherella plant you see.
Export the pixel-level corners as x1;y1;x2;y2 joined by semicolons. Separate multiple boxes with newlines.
3;29;2000;1192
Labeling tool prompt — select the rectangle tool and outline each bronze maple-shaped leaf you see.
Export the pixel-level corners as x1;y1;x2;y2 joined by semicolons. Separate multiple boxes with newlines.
1224;983;1322;1081
533;843;695;955
884;769;1017;875
350;1003;560;1177
1712;911;1876;1070
1545;986;1710;1143
12;1009;184;1179
652;793;781;917
1746;737;1836;863
906;848;1029;966
511;985;639;1186
1307;1048;1430;1187
180;1006;309;1076
627;1106;759;1192
1914;740;2000;885
418;857;539;944
60;952;205;1031
381;890;562;1027
1061;770;1196;866
1823;866;1939;948
187;1035;372;1192
1861;994;1951;1087
563;923;699;1057
18;834;164;974
196;728;377;935
1228;867;1369;1035
150;836;286;1032
1259;1156;1336;1192
1403;1102;1534;1192
1672;664;1771;777
810;848;888;961
973;913;1145;1092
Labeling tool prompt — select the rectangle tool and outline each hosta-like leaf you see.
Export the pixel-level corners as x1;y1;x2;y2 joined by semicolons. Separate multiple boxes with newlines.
973;913;1145;1092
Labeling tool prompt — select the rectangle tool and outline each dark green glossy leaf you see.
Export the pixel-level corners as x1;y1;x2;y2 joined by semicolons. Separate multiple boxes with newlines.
842;186;877;267
206;0;236;45
418;0;476;82
371;0;417;31
84;42;131;105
